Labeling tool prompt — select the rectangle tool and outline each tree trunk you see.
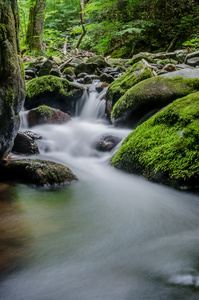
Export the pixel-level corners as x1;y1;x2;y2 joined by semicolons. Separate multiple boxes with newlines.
76;0;87;50
0;0;26;159
26;0;46;51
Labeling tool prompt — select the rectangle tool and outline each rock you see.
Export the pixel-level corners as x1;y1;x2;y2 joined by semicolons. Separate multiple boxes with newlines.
111;76;199;127
161;68;199;79
12;132;39;155
100;73;115;83
185;50;199;63
75;63;99;75
127;53;155;66
111;91;199;190
25;68;36;78
106;62;154;114
62;67;75;77
155;59;177;65
86;55;111;68
176;64;194;70
0;1;26;159
48;56;62;65
83;75;93;84
162;64;177;72
186;57;199;67
27;105;71;127
175;49;188;63
38;59;53;76
96;82;109;93
77;72;88;79
95;135;121;152
24;75;84;116
50;67;61;77
0;159;78;186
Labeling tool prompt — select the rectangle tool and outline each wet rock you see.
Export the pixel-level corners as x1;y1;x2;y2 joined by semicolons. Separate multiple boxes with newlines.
0;159;78;187
27;105;71;127
77;72;88;79
83;75;93;84
185;50;199;64
25;68;36;78
86;55;110;68
95;135;121;152
100;73;115;83
12;131;39;155
176;64;194;70
96;82;109;93
186;57;199;67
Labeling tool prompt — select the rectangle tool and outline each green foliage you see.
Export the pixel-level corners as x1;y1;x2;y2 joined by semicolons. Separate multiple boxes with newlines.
182;36;199;50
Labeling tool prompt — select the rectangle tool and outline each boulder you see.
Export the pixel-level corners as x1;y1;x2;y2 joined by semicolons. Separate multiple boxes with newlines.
12;131;39;154
161;68;199;79
100;73;115;84
24;75;84;116
38;59;53;76
186;57;199;67
86;55;110;68
27;105;71;127
0;159;78;186
111;92;199;190
185;50;199;64
106;62;154;116
62;67;75;77
75;63;99;75
83;75;93;84
111;76;199;127
50;67;61;77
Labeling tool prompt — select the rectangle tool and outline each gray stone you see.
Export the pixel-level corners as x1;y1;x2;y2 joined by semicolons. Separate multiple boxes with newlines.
161;68;199;79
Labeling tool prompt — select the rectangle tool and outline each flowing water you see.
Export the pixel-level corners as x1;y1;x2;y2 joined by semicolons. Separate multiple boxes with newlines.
0;84;199;300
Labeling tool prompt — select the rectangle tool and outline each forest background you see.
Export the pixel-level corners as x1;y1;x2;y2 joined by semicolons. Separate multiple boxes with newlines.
18;0;199;58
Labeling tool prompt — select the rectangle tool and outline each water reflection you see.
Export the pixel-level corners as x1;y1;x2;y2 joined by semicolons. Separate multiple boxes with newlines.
0;184;30;275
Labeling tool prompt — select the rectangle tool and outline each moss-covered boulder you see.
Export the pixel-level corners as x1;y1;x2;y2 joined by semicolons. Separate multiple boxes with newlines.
0;0;26;159
106;62;154;108
27;105;71;127
0;159;78;186
74;63;99;75
62;67;75;77
24;75;84;116
86;55;110;68
111;92;199;190
111;76;199;127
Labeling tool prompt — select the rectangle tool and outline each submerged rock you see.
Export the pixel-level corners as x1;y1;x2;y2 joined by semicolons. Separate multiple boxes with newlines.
24;75;84;116
111;92;199;190
111;76;199;127
27;105;71;127
0;159;78;187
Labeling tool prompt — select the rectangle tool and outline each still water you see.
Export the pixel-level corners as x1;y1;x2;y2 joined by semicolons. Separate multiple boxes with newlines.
0;87;199;299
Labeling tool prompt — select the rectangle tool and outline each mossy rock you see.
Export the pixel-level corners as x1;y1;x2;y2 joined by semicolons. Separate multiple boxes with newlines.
106;62;154;108
27;105;71;127
25;75;84;115
111;76;199;127
111;92;199;190
127;53;155;66
0;159;78;187
74;63;99;75
62;67;75;76
86;55;110;68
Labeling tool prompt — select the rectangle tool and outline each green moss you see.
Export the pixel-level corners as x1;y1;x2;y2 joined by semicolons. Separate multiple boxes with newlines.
111;92;199;189
107;62;153;106
127;55;155;66
62;67;75;76
111;76;199;121
26;75;71;99
0;23;6;42
5;89;14;106
37;105;54;118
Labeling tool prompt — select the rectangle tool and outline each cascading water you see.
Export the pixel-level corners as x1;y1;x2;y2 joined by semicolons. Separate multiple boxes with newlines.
1;82;199;300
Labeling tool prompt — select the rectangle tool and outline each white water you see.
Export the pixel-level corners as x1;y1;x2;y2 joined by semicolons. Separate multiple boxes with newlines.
1;84;199;300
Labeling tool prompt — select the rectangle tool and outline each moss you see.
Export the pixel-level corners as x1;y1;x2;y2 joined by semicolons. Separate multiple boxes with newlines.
37;105;54;118
111;76;199;122
62;67;75;76
5;89;14;106
111;92;199;190
107;62;153;106
26;75;71;99
0;23;6;42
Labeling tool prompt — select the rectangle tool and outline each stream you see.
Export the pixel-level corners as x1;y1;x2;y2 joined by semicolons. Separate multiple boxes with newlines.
0;83;199;299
